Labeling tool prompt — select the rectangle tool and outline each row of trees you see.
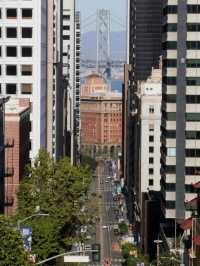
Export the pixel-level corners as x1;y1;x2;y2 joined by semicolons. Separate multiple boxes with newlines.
121;242;181;266
0;150;96;265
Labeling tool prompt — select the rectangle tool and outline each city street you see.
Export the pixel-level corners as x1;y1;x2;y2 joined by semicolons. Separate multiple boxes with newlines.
96;160;124;266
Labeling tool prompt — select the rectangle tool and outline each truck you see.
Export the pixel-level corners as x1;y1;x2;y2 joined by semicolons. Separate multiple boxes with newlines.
113;224;119;235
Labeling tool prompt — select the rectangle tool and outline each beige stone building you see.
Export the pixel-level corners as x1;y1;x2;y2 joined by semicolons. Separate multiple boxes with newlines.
81;73;122;157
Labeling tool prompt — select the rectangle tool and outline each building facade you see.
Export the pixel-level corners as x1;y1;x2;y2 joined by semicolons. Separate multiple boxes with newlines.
0;98;5;213
123;0;162;226
161;0;200;220
139;66;162;194
0;0;47;160
4;98;30;216
81;73;122;158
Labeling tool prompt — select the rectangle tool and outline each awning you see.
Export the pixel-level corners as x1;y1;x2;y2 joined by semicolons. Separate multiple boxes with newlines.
192;182;200;189
193;235;200;245
185;197;198;207
180;217;193;230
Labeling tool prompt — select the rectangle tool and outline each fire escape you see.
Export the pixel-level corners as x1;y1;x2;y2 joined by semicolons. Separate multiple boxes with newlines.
4;138;15;214
0;97;14;215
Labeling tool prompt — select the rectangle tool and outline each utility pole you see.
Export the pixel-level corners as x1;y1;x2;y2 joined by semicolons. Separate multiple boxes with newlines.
154;239;163;266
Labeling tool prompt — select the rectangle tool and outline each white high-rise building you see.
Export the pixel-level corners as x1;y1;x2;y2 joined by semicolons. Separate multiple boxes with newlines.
139;66;162;194
62;0;80;164
0;0;48;159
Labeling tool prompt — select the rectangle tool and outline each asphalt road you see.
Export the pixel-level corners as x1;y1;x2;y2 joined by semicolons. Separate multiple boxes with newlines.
97;161;124;266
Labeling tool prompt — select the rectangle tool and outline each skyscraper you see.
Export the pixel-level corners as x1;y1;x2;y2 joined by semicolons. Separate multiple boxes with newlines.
161;1;200;220
0;0;48;160
123;0;162;226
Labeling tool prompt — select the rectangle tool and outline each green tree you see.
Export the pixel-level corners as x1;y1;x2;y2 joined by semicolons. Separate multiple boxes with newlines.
15;149;92;262
159;251;180;266
119;222;128;235
0;215;32;266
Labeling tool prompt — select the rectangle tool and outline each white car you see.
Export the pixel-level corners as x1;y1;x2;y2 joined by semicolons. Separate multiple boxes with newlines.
102;225;108;229
107;176;111;179
81;225;87;233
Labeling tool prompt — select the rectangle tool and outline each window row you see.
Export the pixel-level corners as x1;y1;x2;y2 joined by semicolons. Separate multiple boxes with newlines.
164;112;200;121
164;94;200;104
164;59;200;68
0;27;32;38
0;8;32;19
0;83;32;94
163;77;200;86
0;46;32;57
163;41;200;50
0;65;32;76
163;130;200;140
186;149;200;157
163;5;200;15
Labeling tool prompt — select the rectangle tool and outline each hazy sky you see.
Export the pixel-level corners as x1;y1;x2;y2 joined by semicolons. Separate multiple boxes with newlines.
76;0;127;32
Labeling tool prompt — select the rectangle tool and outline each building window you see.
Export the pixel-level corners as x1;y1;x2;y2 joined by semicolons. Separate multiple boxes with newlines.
6;65;17;76
149;136;154;142
167;147;176;157
149;168;154;175
63;15;70;20
166;183;176;192
149;147;154;153
6;9;17;19
149;179;154;186
6;84;16;94
22;27;32;38
21;47;32;57
149;124;154;131
166;201;175;209
186;113;200;122
63;25;70;30
21;65;32;76
149;106;154;113
6;46;17;57
22;9;32;19
63;35;70;40
0;84;1;94
21;84;32;94
149;157;154;164
6;27;17;38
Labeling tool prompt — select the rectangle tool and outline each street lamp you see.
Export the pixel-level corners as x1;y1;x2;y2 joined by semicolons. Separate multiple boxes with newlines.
154;239;163;266
17;213;49;230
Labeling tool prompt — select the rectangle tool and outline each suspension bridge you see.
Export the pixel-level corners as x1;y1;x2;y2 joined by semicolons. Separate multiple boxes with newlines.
80;9;126;79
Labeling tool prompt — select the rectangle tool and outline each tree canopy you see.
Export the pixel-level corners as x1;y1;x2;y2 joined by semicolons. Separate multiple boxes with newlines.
15;149;93;262
0;215;32;266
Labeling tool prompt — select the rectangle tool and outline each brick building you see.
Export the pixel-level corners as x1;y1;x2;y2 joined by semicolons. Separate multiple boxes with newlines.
4;99;30;216
81;73;122;158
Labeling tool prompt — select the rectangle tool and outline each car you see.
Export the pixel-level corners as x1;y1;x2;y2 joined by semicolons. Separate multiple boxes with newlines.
84;244;92;251
107;176;111;179
102;225;108;229
80;225;87;233
105;180;109;183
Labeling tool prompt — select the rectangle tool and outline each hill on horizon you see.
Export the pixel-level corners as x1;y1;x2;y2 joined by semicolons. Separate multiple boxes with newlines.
81;31;126;61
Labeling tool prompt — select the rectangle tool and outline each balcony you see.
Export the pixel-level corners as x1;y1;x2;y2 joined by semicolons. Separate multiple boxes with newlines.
4;196;14;206
4;138;14;148
4;167;14;177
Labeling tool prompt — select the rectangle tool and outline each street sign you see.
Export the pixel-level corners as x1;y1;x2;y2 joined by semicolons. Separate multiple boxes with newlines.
20;227;32;251
64;256;90;263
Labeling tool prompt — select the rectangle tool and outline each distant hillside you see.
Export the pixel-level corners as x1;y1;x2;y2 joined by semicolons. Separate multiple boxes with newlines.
81;31;126;61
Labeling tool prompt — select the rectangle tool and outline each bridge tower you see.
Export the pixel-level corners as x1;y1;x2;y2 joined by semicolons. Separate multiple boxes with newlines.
96;9;111;78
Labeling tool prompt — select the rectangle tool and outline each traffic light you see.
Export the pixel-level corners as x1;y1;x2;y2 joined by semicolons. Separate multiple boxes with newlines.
91;243;101;262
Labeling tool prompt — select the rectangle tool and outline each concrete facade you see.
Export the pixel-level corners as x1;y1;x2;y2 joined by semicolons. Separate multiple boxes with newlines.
161;0;200;220
139;66;162;194
0;0;47;160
